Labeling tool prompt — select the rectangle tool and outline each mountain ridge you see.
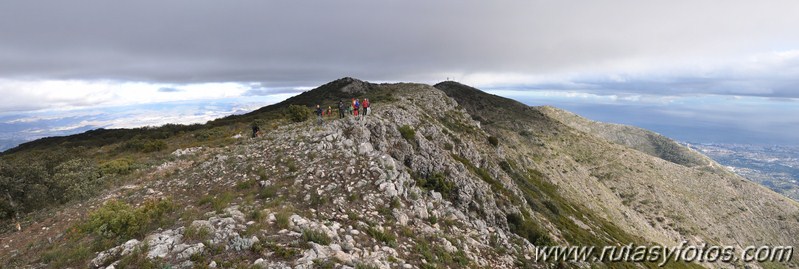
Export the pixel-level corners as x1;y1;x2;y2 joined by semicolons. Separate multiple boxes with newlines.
1;78;797;268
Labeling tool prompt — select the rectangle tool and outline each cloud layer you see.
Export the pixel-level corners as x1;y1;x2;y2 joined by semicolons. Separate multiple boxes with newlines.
2;1;799;89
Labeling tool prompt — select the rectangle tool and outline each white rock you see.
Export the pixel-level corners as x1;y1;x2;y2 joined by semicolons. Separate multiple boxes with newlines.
90;239;141;268
176;243;205;260
311;242;330;259
253;258;267;268
430;191;443;201
334;250;354;265
441;239;457;253
393;211;409;226
343;139;354;147
358;142;374;154
224;207;246;223
145;230;181;259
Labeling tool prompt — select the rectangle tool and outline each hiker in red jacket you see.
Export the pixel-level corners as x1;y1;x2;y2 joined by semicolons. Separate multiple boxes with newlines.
362;98;370;117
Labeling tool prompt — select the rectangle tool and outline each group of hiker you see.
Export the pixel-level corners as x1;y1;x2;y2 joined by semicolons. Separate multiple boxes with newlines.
317;98;370;125
253;98;373;137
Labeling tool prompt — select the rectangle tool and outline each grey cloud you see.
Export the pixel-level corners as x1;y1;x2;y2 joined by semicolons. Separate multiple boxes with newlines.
501;72;799;99
158;87;182;93
2;0;799;90
243;87;305;96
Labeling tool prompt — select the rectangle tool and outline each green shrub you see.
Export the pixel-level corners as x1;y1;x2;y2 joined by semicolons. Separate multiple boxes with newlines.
347;192;361;202
347;211;360;221
51;158;102;203
184;224;212;242
506;213;551;246
193;127;225;141
263;241;300;259
377;205;392;217
100;158;135;176
275;211;291;229
417;239;470;267
390;197;402;209
256;167;268;181
302;229;331;245
543;200;560;215
365;226;397;247
141;139;167;153
198;192;234;213
444;142;454;150
235;179;257;190
41;241;93;268
286;159;298;172
488;136;499;147
398;125;415;141
259;185;279;200
121;139;167;153
82;199;175;241
310;192;329;207
287;105;311;123
415;172;456;200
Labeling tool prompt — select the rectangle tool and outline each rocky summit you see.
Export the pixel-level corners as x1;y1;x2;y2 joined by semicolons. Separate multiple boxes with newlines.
1;78;798;269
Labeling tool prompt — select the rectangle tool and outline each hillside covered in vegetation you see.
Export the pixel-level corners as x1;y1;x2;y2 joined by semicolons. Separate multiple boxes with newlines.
1;78;797;269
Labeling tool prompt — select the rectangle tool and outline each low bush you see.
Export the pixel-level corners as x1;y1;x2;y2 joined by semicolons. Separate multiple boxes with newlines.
398;125;415;141
266;241;300;259
275;211;291;229
121;139;168;153
100;158;135;176
193;127;226;141
198;192;234;213
183;224;212;242
287;105;311;123
415;172;457;200
444;142;454;150
506;213;551;246
259;185;279;200
302;229;331;245
82;199;175;242
488;136;499;147
366;226;397;247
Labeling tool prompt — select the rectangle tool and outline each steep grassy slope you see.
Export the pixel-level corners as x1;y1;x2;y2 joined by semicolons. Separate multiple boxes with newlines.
437;81;799;267
537;106;720;171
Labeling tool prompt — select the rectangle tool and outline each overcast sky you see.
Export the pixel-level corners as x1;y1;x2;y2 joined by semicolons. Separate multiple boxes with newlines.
1;1;798;147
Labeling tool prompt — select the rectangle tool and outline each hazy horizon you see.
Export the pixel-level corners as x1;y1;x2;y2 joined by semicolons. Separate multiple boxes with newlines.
1;79;796;152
